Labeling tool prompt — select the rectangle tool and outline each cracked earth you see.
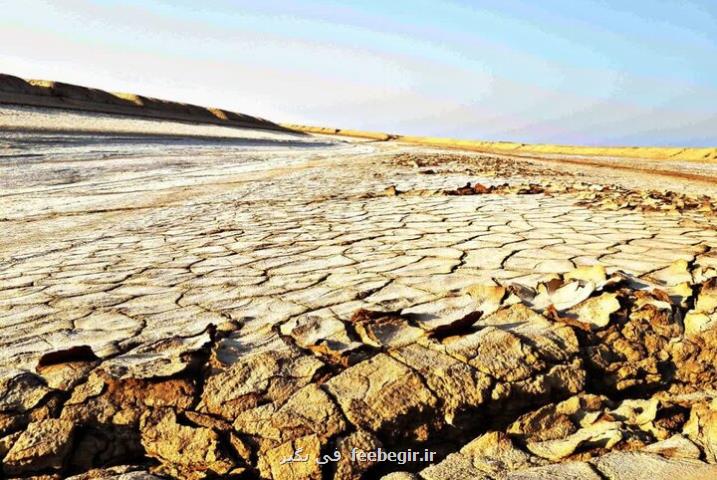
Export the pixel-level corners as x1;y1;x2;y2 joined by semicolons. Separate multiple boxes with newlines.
2;106;717;479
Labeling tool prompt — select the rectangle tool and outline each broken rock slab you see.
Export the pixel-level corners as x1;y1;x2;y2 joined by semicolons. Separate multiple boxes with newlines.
641;434;702;459
2;418;75;476
101;330;213;380
200;332;325;420
325;353;439;442
439;326;546;382
350;309;425;349
389;343;491;424
505;461;603;480
140;408;235;479
592;451;717;480
333;430;383;480
401;295;483;333
261;434;323;480
476;303;580;364
420;431;545;480
0;369;51;415
684;278;717;336
565;292;621;330
281;309;367;366
232;383;347;455
507;394;609;444
525;420;624;462
682;399;717;463
61;371;196;427
582;288;684;393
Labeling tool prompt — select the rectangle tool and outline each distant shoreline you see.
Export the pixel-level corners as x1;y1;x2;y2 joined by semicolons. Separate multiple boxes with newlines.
283;123;717;164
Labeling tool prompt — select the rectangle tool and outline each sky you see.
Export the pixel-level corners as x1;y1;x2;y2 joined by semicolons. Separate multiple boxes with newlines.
2;0;716;146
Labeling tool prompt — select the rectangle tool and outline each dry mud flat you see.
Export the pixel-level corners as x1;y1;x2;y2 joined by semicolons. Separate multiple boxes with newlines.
2;109;717;479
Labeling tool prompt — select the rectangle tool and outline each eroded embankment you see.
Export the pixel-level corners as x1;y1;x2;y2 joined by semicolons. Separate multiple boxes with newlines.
0;74;291;133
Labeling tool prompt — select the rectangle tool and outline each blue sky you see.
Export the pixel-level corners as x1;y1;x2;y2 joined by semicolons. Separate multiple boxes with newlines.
2;0;716;145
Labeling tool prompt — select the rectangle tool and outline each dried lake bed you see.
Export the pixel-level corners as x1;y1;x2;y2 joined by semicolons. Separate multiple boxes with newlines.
2;106;717;479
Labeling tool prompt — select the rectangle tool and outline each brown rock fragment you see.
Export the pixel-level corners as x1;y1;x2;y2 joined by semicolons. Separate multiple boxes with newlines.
140;408;234;478
61;372;196;426
35;346;98;391
59;372;196;470
682;400;717;463
684;278;717;336
669;328;717;388
507;396;603;443
281;312;366;366
449;431;543;477
490;360;586;417
350;309;425;349
441;326;545;382
525;420;623;461
233;384;346;454
0;431;22;459
3;419;75;476
642;434;702;459
0;370;51;414
464;283;506;316
446;182;493;195
262;434;323;480
401;295;482;333
566;293;620;330
333;430;382;480
183;411;233;432
584;288;682;393
478;303;580;363
200;333;324;419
